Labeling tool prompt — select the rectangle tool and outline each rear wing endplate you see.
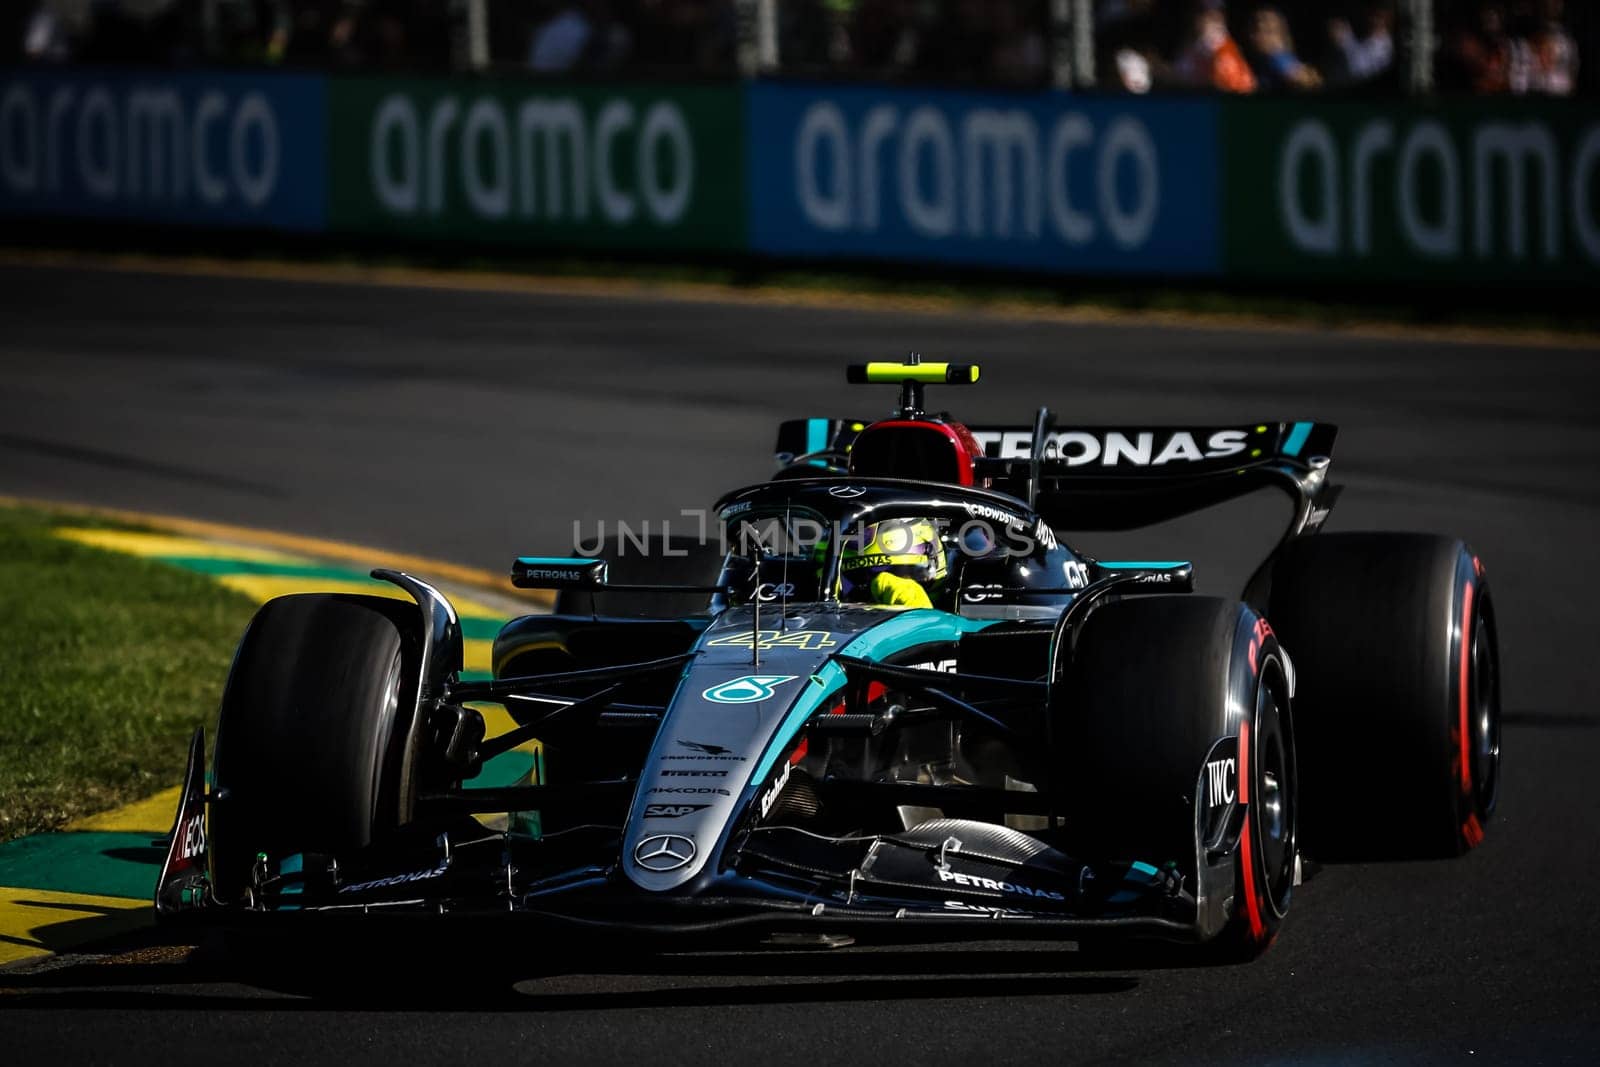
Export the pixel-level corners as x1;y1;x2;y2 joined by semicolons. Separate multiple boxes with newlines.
773;418;867;472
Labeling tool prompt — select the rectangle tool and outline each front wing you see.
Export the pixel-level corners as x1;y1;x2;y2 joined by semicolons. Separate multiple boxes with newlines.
156;728;1243;946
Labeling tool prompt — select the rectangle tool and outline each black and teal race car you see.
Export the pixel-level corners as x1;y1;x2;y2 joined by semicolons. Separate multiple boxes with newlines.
157;360;1501;960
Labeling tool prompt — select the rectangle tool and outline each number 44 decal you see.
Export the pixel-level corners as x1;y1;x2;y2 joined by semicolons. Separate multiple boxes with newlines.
707;630;838;652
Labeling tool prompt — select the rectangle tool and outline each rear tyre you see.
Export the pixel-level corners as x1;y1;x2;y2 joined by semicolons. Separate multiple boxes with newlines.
1269;533;1499;860
1060;597;1296;960
209;594;422;903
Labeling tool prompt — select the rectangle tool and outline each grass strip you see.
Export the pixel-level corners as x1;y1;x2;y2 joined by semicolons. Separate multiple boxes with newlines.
0;506;257;842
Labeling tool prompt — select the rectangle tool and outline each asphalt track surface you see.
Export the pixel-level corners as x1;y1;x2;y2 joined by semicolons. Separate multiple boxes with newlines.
1;264;1598;1064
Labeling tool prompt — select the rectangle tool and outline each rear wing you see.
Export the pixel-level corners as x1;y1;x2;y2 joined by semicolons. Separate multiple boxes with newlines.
967;422;1333;471
769;368;1336;612
772;416;1338;532
967;421;1339;532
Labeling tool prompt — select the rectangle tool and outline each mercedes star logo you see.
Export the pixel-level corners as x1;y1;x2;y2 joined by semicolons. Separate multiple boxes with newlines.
827;485;867;498
633;833;696;872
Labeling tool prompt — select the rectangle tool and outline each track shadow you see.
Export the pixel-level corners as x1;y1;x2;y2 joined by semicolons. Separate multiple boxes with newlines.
0;897;152;959
1502;710;1599;729
0;972;1138;1013
0;935;1141;1011
0;431;285;497
103;845;166;865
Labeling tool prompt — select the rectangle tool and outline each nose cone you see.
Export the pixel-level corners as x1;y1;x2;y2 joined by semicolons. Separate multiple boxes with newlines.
619;608;856;893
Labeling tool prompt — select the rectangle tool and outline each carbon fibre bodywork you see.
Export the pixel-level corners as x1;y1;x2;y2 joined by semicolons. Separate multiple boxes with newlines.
156;507;1262;944
155;365;1496;956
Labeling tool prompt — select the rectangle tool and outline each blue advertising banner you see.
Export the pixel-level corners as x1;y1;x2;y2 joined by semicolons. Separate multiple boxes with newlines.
0;68;326;231
748;82;1219;276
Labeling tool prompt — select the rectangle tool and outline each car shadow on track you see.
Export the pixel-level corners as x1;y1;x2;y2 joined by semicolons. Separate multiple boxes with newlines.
1501;710;1600;728
0;937;1142;1010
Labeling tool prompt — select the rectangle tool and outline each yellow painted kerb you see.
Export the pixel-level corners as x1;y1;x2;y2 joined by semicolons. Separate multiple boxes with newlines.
68;787;182;835
0;494;554;608
54;528;305;564
0;886;151;966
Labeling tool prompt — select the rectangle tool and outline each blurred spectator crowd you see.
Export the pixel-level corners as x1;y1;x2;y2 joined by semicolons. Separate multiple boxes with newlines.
2;0;1591;95
8;0;455;69
766;0;1053;86
1101;0;1582;95
3;0;738;73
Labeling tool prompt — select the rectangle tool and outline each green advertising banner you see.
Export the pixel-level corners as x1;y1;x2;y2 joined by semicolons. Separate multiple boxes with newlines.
330;77;745;250
1224;99;1600;283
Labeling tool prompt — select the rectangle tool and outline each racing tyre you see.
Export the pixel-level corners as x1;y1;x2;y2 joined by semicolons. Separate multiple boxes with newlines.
1060;597;1296;961
1268;533;1499;860
555;534;725;618
209;594;423;903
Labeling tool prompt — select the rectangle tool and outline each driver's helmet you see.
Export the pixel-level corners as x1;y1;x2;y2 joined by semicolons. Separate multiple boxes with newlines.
830;518;949;603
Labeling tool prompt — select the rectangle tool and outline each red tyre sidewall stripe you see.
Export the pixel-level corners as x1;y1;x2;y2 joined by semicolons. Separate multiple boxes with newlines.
1457;581;1475;797
1237;715;1265;941
1236;716;1251;806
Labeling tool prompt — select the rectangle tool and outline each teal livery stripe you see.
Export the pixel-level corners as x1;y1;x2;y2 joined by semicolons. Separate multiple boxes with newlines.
748;610;997;784
1283;421;1313;457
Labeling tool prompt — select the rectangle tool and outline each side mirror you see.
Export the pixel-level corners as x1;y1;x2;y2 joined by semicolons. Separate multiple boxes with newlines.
510;556;609;590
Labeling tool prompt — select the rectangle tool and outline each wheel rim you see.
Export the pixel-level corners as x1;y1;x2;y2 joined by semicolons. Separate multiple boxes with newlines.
1253;666;1296;918
1468;602;1501;819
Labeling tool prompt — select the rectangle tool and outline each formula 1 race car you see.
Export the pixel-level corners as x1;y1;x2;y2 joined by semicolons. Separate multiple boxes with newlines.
157;360;1501;961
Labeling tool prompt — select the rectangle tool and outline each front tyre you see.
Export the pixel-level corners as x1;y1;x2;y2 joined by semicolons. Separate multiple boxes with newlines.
208;594;422;903
1060;597;1296;959
1233;645;1295;954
